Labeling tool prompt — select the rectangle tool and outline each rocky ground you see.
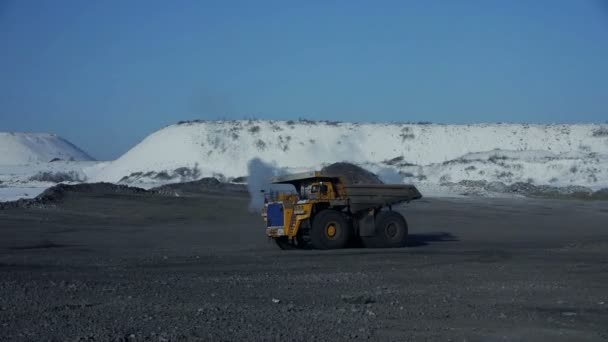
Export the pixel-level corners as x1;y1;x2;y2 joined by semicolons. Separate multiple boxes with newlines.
1;188;607;341
443;180;608;200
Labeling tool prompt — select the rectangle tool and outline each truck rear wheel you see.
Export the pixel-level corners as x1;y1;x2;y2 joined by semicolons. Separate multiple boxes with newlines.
311;210;351;249
361;211;408;248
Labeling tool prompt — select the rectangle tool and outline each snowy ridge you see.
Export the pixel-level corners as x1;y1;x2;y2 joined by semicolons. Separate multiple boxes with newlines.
92;121;608;189
0;132;94;165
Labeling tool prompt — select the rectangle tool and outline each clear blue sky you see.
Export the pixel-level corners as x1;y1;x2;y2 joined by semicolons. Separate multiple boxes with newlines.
1;0;607;160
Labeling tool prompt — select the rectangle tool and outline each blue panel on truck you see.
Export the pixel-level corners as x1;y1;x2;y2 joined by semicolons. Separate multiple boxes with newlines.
267;203;284;227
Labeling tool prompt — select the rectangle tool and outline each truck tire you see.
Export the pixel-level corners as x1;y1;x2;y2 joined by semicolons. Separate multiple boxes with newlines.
311;210;351;249
361;211;408;248
274;234;310;250
274;237;296;250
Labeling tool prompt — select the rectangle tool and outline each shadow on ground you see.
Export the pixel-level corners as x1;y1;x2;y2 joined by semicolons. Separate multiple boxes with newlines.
7;240;69;250
407;232;459;247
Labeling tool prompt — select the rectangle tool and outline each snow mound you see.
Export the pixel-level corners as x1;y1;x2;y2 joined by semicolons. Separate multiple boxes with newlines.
0;132;94;165
92;120;608;189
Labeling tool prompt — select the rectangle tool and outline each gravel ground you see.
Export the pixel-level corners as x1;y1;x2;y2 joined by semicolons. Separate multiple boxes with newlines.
0;190;607;341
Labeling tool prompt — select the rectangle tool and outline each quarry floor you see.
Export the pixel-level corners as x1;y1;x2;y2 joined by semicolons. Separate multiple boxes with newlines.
0;191;607;341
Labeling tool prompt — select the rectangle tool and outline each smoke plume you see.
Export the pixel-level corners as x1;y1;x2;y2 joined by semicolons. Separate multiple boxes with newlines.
246;158;284;212
376;167;403;184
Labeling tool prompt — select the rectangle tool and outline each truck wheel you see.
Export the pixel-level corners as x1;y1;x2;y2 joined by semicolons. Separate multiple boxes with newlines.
294;229;311;249
274;237;296;250
361;211;408;248
311;210;351;249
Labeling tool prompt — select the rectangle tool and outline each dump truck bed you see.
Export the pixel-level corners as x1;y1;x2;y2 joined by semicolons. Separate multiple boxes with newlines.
343;184;422;212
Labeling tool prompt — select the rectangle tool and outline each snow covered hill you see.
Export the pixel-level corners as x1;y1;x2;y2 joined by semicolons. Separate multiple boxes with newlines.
92;120;608;190
0;132;99;201
0;132;94;165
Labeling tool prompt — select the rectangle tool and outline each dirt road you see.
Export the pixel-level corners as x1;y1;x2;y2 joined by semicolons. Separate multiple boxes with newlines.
1;191;607;341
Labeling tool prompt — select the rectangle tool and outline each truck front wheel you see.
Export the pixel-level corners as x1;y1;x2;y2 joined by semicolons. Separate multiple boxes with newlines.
311;210;351;249
274;237;297;250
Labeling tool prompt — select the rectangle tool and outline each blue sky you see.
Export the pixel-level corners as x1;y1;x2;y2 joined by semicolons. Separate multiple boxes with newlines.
1;0;607;160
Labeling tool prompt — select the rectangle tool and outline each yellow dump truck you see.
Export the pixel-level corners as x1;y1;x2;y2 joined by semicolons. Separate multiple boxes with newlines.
261;171;422;250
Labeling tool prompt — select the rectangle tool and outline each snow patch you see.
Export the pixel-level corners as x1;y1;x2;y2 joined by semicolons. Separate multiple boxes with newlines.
0;187;47;202
0;132;94;165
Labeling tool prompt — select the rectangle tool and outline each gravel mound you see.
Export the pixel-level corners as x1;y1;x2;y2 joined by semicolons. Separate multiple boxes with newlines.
452;180;608;200
0;183;150;209
591;188;608;200
1;178;250;209
29;171;84;183
42;182;149;197
321;162;383;184
151;177;247;196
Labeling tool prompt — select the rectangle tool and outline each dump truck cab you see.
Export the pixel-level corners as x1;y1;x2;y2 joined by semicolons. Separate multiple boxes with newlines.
262;170;422;250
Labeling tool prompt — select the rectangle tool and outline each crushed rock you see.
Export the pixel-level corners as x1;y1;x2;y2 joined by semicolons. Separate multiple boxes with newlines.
321;162;383;185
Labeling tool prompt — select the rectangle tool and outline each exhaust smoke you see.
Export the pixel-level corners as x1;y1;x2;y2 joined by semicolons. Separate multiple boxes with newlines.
246;158;285;212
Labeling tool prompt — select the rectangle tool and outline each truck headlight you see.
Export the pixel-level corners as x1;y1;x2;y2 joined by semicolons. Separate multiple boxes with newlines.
294;205;306;215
